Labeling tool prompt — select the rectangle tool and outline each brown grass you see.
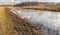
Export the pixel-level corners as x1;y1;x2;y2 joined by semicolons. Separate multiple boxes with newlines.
6;7;42;35
0;6;43;35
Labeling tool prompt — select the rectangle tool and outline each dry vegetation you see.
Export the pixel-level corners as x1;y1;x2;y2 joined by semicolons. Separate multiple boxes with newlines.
0;6;43;35
0;7;18;35
1;5;59;35
21;4;60;11
6;7;43;35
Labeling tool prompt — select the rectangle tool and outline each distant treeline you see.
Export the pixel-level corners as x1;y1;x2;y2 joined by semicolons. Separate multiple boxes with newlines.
14;2;39;6
14;2;60;6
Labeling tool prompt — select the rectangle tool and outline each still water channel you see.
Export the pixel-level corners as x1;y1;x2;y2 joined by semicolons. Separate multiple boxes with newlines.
11;9;60;35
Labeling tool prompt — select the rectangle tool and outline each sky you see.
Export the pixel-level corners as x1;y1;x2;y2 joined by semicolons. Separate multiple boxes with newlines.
19;0;60;2
0;0;60;5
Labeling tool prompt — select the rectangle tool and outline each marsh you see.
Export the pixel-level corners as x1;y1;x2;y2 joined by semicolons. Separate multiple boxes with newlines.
11;8;60;35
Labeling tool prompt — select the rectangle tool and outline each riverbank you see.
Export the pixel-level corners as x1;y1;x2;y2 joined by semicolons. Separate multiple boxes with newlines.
0;7;18;35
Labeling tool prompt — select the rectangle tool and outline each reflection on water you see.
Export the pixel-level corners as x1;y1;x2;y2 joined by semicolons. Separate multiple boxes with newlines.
11;9;60;35
14;9;60;30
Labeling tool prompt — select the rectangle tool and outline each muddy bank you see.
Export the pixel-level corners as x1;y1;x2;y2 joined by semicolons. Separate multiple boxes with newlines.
5;7;42;35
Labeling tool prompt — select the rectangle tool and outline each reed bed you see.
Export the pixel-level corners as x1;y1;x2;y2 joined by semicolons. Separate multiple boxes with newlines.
6;7;43;35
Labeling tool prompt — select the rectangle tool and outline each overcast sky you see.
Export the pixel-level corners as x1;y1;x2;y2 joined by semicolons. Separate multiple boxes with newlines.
0;0;60;5
18;0;60;2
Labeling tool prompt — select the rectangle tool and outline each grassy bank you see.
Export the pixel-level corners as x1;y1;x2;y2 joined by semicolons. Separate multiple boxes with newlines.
0;7;42;35
0;7;18;35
